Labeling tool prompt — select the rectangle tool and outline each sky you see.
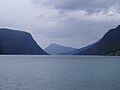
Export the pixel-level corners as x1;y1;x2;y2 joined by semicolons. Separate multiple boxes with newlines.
0;0;120;49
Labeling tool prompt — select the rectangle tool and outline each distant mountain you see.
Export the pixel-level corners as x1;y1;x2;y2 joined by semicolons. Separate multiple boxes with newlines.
0;28;48;55
75;25;120;55
61;42;97;55
44;43;77;55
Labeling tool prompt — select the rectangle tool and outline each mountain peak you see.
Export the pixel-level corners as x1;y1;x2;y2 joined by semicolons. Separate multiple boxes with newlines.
44;43;77;55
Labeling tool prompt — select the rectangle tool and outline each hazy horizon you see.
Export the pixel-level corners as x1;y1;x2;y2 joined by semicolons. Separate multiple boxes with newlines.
0;0;120;49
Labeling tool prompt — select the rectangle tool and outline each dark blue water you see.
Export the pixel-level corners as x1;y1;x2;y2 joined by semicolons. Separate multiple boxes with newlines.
0;56;120;90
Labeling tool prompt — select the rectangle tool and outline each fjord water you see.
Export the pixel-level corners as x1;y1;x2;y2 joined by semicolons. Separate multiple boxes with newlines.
0;56;120;90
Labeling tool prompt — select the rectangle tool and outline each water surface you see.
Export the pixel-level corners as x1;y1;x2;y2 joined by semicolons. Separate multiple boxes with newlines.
0;56;120;90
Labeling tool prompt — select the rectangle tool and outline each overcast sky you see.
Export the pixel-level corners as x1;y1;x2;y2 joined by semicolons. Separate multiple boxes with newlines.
0;0;120;49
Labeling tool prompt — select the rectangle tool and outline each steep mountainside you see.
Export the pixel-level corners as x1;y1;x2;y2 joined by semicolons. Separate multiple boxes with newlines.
75;25;120;55
0;28;48;55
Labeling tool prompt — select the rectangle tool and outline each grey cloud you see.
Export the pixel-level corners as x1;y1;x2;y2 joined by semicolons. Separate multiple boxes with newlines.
31;0;120;11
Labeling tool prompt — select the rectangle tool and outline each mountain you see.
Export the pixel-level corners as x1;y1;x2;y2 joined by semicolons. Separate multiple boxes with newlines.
61;42;97;55
75;25;120;55
44;43;77;55
0;28;48;55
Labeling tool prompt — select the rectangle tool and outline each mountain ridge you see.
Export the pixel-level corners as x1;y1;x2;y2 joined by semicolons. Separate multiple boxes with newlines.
0;28;48;55
44;43;77;55
75;25;120;55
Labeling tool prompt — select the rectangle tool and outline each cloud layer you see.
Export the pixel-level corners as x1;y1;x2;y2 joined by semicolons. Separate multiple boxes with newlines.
31;0;120;11
0;0;120;48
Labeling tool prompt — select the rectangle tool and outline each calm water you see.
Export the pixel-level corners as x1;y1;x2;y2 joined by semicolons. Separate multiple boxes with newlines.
0;56;120;90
